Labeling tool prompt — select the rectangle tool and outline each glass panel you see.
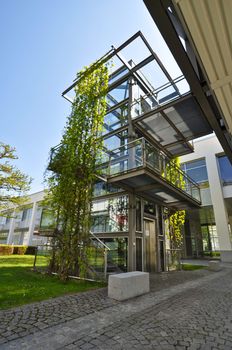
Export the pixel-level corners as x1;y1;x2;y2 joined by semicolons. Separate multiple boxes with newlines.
136;238;143;271
185;159;206;169
136;197;142;231
107;139;143;175
182;158;208;185
103;103;128;135
108;65;129;85
40;209;56;230
158;207;163;235
106;81;129;108
103;129;128;151
98;138;201;202
92;195;128;233
22;207;32;222
0;232;7;243
102;238;128;272
187;167;208;183
93;181;122;197
218;155;232;184
144;200;156;215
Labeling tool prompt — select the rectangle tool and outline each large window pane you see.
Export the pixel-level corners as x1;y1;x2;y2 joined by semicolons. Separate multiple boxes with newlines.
93;181;122;198
103;103;128;135
103;129;128;151
106;81;129;108
186;167;208;183
218;155;232;184
181;158;208;184
92;195;128;233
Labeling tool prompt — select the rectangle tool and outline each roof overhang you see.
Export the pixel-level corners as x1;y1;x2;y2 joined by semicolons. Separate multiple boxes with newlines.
143;0;232;163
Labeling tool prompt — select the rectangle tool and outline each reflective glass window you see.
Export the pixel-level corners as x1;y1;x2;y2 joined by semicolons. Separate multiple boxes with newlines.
181;158;208;184
217;155;232;184
92;195;128;233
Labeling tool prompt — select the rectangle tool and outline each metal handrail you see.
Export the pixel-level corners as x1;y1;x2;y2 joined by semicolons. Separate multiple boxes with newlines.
104;137;200;188
90;231;110;250
100;137;201;203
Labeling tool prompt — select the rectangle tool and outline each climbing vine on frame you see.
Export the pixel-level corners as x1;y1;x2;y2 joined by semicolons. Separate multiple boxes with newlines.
45;62;109;280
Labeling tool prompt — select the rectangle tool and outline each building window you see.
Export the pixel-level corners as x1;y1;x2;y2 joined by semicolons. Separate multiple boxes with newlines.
201;225;219;253
144;200;156;216
40;209;56;230
92;195;128;233
136;197;142;232
217;155;232;185
181;158;208;185
0;232;7;243
21;207;32;222
93;181;122;198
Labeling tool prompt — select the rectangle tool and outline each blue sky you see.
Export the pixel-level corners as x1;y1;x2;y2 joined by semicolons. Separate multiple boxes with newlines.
1;0;181;193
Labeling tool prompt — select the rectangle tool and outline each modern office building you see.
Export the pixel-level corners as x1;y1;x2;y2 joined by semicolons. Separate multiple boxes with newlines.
0;191;47;247
48;31;230;273
180;134;232;262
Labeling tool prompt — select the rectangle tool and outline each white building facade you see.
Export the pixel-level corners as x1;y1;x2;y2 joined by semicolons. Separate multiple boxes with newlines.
0;191;47;246
181;134;232;262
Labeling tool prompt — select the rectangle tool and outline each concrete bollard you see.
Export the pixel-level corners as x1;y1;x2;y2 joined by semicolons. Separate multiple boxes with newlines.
108;271;150;301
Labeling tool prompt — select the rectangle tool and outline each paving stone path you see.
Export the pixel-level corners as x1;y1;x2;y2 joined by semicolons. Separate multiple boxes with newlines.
1;266;232;349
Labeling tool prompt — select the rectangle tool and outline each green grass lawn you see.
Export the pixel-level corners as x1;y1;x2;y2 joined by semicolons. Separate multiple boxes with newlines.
0;255;104;310
181;263;206;271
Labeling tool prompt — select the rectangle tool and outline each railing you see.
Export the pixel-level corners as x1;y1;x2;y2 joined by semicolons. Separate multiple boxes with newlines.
33;232;122;281
89;231;110;280
132;75;189;119
99;137;201;203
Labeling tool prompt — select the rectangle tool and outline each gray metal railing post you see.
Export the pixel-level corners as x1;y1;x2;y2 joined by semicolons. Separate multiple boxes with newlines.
104;249;108;279
33;247;38;271
108;154;111;176
142;138;146;166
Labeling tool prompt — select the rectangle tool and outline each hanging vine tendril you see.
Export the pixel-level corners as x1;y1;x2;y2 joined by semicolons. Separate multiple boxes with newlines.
45;63;109;280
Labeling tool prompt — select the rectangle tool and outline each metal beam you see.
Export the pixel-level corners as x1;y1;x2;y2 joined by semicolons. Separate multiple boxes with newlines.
143;0;232;163
135;183;161;192
133;93;191;124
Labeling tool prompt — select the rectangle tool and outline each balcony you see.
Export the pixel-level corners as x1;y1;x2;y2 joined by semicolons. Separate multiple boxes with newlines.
99;138;201;209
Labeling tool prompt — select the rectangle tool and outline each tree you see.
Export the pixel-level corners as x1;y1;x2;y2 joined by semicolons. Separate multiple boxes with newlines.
0;142;31;212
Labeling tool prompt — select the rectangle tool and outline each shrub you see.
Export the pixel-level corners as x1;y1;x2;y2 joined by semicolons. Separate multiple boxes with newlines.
25;246;37;255
0;244;14;255
13;245;27;255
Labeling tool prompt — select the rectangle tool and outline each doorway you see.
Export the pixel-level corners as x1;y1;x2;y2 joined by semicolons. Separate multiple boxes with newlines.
144;219;157;272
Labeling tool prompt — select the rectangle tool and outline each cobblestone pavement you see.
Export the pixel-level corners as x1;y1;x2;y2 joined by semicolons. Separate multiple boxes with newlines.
1;266;232;349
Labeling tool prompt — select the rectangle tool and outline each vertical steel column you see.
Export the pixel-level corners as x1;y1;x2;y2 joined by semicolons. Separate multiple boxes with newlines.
127;74;137;271
128;193;137;271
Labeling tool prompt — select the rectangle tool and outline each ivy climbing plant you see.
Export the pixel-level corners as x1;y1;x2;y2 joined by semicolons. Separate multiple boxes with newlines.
165;157;186;249
45;62;109;280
